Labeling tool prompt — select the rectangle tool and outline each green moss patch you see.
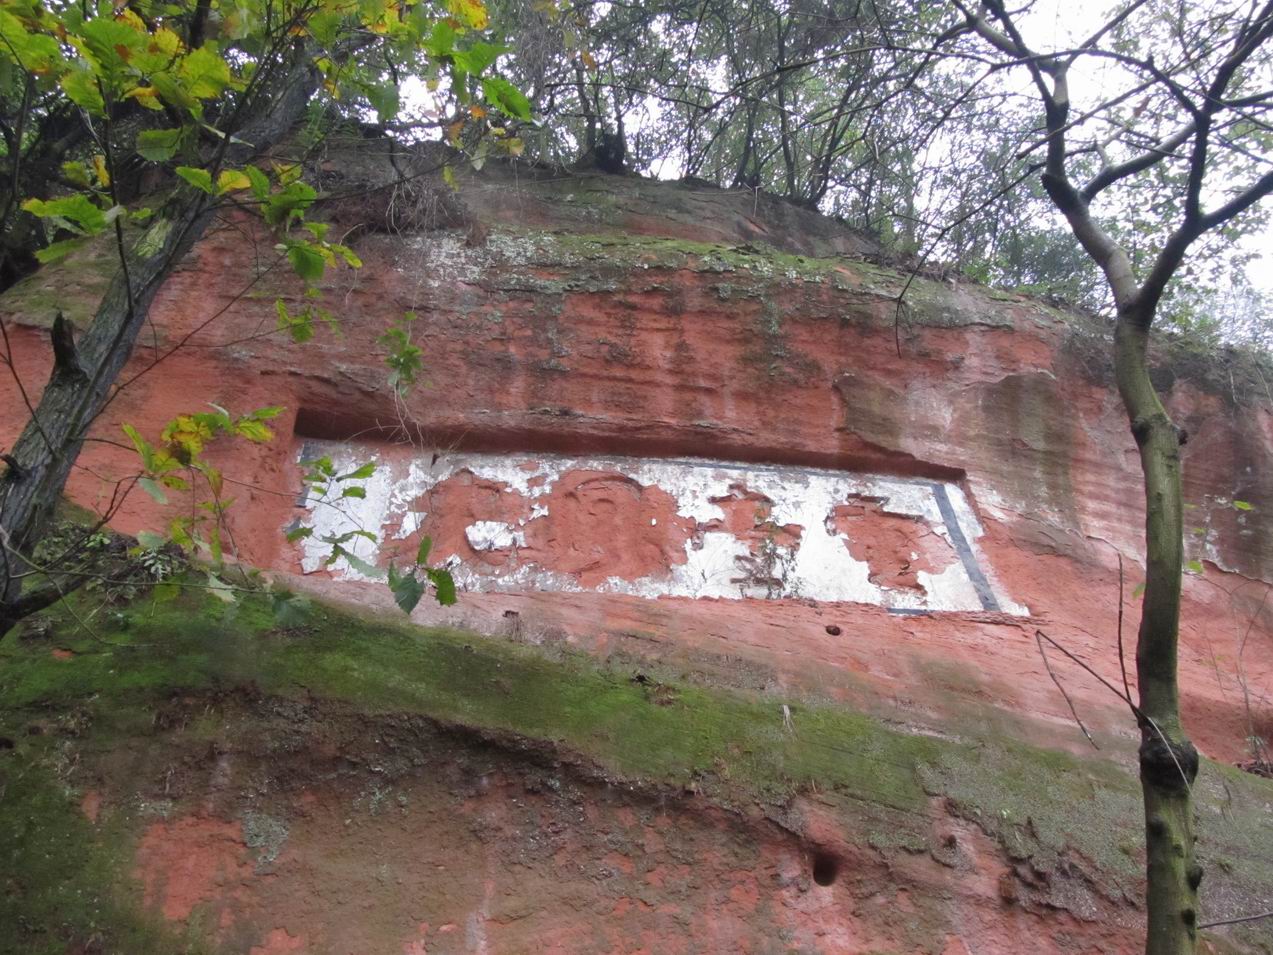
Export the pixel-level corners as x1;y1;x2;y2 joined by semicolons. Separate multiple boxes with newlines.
2;587;1272;952
0;746;212;955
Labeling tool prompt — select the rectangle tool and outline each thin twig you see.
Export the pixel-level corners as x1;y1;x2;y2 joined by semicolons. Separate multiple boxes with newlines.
1037;628;1137;719
1198;908;1273;929
1116;553;1133;705
1036;630;1099;748
1035;629;1191;791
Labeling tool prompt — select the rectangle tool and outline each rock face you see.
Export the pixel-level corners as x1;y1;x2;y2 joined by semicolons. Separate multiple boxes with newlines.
3;140;1273;953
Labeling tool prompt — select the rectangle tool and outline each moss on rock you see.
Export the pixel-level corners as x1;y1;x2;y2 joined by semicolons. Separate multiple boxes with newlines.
2;586;1271;952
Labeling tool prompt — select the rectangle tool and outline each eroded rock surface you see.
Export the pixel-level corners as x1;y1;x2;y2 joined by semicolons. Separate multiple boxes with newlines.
3;140;1272;953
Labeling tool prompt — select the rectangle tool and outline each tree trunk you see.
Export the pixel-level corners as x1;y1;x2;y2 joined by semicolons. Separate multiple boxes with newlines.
1114;311;1202;955
0;196;218;615
0;57;316;637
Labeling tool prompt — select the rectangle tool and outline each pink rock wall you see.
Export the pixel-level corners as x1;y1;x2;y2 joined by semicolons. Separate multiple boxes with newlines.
2;145;1271;769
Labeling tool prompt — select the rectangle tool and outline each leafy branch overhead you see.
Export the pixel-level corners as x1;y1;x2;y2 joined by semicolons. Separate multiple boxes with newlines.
0;0;523;632
8;0;526;279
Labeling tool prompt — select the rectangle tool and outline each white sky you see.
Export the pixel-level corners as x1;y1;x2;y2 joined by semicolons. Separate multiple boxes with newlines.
1021;1;1273;292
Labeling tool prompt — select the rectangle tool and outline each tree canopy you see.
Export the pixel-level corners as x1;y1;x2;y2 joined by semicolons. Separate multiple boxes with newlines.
3;4;1273;952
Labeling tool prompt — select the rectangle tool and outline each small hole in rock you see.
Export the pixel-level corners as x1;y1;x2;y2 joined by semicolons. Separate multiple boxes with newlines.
0;737;14;751
812;851;840;886
825;625;842;636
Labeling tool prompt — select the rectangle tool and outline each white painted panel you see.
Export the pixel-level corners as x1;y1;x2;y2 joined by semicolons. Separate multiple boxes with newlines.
293;441;1024;614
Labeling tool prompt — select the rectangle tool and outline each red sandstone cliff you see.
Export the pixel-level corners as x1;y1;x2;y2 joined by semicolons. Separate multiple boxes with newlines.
2;139;1272;954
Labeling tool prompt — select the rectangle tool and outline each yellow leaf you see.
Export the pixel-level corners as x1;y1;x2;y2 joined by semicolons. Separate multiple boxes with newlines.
469;105;487;119
271;161;302;185
216;170;252;194
126;85;162;107
92;154;110;187
147;27;183;57
581;50;597;70
447;119;465;143
116;7;147;32
161;414;212;458
445;0;489;29
506;137;524;156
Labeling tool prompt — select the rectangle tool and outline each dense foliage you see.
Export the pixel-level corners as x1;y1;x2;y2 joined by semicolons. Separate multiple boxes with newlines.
485;0;1271;340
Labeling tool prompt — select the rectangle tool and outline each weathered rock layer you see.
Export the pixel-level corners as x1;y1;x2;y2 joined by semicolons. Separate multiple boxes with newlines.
2;139;1272;953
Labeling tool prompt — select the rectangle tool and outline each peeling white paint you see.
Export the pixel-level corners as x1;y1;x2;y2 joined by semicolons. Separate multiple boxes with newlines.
294;440;1023;614
466;521;526;551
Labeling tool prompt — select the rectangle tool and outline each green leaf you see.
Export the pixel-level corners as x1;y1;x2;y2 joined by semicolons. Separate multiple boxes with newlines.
1185;559;1204;574
61;162;92;187
208;524;223;565
416;535;433;565
337;462;376;481
276;300;314;344
333;545;384;580
122;423;156;471
169;517;194;550
60;67;106;114
387;564;425;614
139;476;169;504
35;238;89;264
340;486;366;499
424;19;458;57
427;567;457;606
481;77;531;121
366;82;399;123
446;0;489;30
179;44;234;99
22;195;106;235
150;72;200;115
286;526;314;543
330;244;362;268
1233;500;1254;511
234;418;274;442
80;17;144;76
327;529;377;545
261;180;316;228
452;41;504;76
137;128;184;162
245;164;270;201
0;10;60;72
134;217;173;258
175;166;215;194
287;242;326;283
216;169;253;194
305;10;342;45
129;25;183;74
